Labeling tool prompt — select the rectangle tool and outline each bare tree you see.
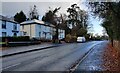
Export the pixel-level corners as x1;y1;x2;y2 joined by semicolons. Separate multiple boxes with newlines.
28;5;39;20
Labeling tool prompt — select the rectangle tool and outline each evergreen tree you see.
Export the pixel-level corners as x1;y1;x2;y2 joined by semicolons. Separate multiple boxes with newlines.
42;7;61;43
14;11;26;23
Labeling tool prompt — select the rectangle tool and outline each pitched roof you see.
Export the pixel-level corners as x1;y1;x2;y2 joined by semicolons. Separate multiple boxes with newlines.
20;19;55;27
0;15;18;24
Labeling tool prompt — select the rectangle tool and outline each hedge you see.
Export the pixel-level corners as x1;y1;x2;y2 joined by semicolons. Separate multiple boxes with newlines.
0;36;30;42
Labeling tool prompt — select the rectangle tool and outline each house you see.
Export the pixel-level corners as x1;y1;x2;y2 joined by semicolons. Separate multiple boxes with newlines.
0;15;20;37
20;19;65;40
58;29;65;40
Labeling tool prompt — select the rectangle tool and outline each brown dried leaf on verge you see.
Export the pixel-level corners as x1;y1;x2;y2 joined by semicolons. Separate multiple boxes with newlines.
102;43;120;71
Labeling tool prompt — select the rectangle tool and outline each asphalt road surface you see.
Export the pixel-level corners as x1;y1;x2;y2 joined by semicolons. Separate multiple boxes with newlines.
1;41;107;72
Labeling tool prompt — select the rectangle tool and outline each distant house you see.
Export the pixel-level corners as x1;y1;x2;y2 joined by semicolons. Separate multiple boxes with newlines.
20;19;65;40
58;29;65;40
0;15;20;37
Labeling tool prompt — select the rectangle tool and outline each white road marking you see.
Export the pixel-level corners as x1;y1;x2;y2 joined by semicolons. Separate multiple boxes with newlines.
2;63;21;70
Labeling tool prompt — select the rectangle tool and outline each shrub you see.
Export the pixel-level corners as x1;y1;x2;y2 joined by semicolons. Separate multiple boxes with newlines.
71;36;77;42
0;36;30;42
85;34;90;41
40;37;51;42
65;34;77;43
65;34;72;43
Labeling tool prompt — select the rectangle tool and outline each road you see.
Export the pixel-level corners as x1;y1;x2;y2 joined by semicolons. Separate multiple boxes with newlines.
1;41;107;72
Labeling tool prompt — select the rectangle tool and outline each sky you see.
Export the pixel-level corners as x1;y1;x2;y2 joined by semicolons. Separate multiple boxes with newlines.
1;0;104;36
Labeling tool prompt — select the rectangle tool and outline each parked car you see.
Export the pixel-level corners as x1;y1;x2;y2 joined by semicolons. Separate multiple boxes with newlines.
77;37;86;43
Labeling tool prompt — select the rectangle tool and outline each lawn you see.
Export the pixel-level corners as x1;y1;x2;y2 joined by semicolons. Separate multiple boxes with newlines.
0;42;6;45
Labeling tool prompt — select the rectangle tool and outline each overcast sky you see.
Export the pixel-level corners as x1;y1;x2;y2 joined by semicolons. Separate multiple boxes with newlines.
1;1;103;35
2;2;71;18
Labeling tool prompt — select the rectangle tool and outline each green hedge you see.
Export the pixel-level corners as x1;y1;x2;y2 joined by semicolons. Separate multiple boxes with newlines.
0;36;30;42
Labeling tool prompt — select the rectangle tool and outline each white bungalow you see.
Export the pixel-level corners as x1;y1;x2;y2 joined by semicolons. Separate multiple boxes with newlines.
20;19;65;40
0;15;20;37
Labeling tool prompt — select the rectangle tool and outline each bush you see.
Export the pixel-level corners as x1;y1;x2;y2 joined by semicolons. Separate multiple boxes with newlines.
60;38;65;41
85;34;90;41
12;36;30;42
65;34;77;43
40;37;51;42
71;36;77;42
65;34;72;43
0;36;30;42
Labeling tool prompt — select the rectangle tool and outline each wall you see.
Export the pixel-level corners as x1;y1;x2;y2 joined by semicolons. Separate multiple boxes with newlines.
0;20;20;37
0;20;2;36
21;24;53;40
20;24;35;38
35;24;53;40
35;24;41;39
20;23;65;40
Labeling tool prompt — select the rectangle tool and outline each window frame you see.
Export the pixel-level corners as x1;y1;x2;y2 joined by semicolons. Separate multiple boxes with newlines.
2;32;7;37
13;24;17;30
2;21;6;29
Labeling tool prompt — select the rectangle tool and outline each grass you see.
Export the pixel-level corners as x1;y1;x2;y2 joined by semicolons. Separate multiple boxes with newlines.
0;42;6;44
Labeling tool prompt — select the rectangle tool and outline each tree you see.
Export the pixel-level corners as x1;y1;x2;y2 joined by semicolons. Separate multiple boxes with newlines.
28;5;39;20
89;2;120;46
42;7;61;43
67;4;89;37
102;19;114;43
67;4;80;28
77;28;87;36
58;14;71;37
14;11;26;23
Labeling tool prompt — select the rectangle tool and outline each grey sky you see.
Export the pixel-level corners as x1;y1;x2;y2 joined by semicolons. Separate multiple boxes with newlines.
2;2;71;17
1;1;103;35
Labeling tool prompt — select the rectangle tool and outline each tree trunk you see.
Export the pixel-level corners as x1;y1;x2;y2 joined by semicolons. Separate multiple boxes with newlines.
56;27;60;43
111;38;113;47
52;26;59;43
56;27;59;40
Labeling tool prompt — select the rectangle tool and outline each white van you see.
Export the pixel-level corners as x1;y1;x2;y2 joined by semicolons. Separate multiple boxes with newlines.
77;37;86;42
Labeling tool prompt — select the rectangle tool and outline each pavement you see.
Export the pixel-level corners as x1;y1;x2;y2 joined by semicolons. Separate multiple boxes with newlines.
72;41;108;72
1;41;105;71
0;43;63;57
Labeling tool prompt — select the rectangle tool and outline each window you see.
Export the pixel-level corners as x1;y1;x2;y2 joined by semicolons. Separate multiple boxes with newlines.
2;21;6;29
13;24;17;30
39;32;41;37
23;32;27;35
2;32;6;37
